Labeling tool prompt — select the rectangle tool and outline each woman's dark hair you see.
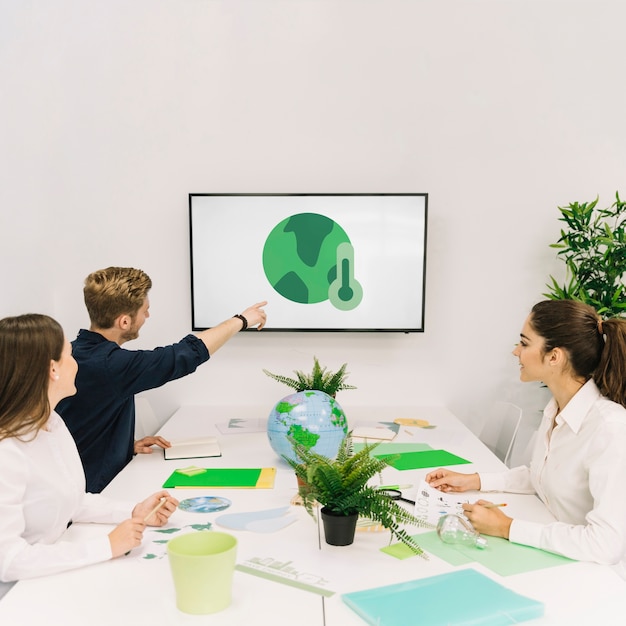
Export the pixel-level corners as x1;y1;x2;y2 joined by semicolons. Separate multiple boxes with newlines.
0;313;65;440
529;300;626;407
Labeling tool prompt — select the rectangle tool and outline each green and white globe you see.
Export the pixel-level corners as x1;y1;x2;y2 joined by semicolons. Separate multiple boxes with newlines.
267;390;349;462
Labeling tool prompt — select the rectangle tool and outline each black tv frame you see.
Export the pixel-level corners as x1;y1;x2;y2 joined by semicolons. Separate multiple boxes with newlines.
189;193;428;333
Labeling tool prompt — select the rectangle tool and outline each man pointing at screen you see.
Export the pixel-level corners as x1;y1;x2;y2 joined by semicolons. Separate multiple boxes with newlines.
57;266;267;493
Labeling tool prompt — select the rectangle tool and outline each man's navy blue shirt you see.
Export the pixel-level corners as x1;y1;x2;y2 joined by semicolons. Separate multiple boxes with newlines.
57;330;210;493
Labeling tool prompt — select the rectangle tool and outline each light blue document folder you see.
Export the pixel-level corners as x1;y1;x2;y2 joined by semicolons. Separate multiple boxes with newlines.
342;568;544;625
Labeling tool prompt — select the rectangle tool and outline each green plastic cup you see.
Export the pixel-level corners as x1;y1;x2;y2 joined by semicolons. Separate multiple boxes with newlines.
167;531;238;615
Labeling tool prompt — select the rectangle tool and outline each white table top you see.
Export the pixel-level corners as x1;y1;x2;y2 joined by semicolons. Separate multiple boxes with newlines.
1;404;625;625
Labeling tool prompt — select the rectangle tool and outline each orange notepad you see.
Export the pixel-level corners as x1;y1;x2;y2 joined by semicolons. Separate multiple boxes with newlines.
162;467;276;489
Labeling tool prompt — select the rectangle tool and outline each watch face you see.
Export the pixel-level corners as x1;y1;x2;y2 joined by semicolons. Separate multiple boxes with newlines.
178;496;232;513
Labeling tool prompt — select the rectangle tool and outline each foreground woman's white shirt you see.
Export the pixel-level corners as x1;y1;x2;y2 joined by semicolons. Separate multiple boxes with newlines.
0;412;132;582
481;379;626;579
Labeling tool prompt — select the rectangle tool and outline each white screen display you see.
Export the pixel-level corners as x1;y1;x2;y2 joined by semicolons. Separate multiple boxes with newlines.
189;194;427;332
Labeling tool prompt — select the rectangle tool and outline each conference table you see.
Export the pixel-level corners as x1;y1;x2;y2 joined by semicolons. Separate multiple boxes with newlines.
1;404;626;625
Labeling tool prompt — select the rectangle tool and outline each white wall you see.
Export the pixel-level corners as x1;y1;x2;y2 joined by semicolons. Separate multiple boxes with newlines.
1;0;624;433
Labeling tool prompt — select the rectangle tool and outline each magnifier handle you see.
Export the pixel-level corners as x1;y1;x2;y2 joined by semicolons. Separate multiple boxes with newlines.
379;489;416;506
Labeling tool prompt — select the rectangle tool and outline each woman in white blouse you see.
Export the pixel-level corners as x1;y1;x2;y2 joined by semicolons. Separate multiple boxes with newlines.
427;300;626;574
0;314;179;582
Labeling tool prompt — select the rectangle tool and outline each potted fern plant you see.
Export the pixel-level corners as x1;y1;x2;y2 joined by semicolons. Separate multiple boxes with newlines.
284;434;432;554
263;356;356;397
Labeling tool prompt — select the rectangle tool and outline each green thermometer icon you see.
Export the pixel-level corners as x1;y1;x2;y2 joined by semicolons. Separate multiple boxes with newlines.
328;242;363;310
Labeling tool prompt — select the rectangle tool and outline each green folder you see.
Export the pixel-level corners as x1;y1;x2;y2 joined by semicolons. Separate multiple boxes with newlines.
393;531;575;576
162;467;276;489
342;568;544;625
374;449;470;470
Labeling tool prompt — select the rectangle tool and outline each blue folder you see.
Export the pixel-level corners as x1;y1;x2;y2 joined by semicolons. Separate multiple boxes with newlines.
342;568;544;626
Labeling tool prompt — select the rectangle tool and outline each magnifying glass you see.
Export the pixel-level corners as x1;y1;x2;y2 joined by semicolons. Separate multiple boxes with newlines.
378;489;416;506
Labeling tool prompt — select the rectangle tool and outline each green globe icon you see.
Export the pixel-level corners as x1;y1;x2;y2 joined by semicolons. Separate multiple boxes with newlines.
263;212;362;308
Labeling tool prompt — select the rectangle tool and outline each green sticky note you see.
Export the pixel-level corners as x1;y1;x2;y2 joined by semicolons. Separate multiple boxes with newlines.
175;466;207;476
380;542;418;560
375;449;470;471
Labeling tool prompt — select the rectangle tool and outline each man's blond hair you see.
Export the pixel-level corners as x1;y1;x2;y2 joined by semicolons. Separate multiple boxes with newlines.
83;267;152;329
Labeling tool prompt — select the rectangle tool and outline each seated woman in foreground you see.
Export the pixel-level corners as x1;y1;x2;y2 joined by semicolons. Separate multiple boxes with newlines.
0;313;179;582
427;300;626;576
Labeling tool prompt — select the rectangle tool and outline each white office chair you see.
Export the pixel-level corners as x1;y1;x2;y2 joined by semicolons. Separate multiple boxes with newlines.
478;401;523;468
0;581;15;601
134;396;160;440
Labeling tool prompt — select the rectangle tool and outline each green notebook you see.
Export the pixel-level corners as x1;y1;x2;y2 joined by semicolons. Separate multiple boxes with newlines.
162;467;276;489
342;568;544;626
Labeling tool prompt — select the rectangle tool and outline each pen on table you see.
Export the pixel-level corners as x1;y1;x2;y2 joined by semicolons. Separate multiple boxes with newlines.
483;503;507;509
144;496;168;523
377;484;413;491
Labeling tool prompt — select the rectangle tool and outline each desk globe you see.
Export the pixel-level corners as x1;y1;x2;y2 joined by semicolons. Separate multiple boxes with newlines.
267;390;349;462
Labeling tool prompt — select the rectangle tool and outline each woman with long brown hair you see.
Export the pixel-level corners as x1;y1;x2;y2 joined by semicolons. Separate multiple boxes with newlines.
0;314;178;582
427;300;626;576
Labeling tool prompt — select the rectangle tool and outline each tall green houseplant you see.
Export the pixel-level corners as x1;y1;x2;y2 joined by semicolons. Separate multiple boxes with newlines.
544;192;626;318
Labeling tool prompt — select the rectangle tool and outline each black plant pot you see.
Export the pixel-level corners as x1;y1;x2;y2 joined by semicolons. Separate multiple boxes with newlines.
320;507;358;546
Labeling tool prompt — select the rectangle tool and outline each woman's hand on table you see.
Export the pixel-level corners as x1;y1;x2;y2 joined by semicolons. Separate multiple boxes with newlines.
132;491;179;527
425;468;481;493
109;518;145;558
463;499;512;539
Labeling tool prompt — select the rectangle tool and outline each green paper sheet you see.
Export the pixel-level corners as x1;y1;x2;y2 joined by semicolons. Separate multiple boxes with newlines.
162;467;276;489
342;568;544;626
383;531;574;576
353;442;433;455
374;449;470;470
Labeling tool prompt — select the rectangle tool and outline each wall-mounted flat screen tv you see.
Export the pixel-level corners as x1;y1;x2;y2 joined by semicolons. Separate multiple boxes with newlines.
189;193;428;332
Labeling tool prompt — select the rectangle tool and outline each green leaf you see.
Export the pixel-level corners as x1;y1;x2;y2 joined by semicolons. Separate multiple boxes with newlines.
263;357;356;394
